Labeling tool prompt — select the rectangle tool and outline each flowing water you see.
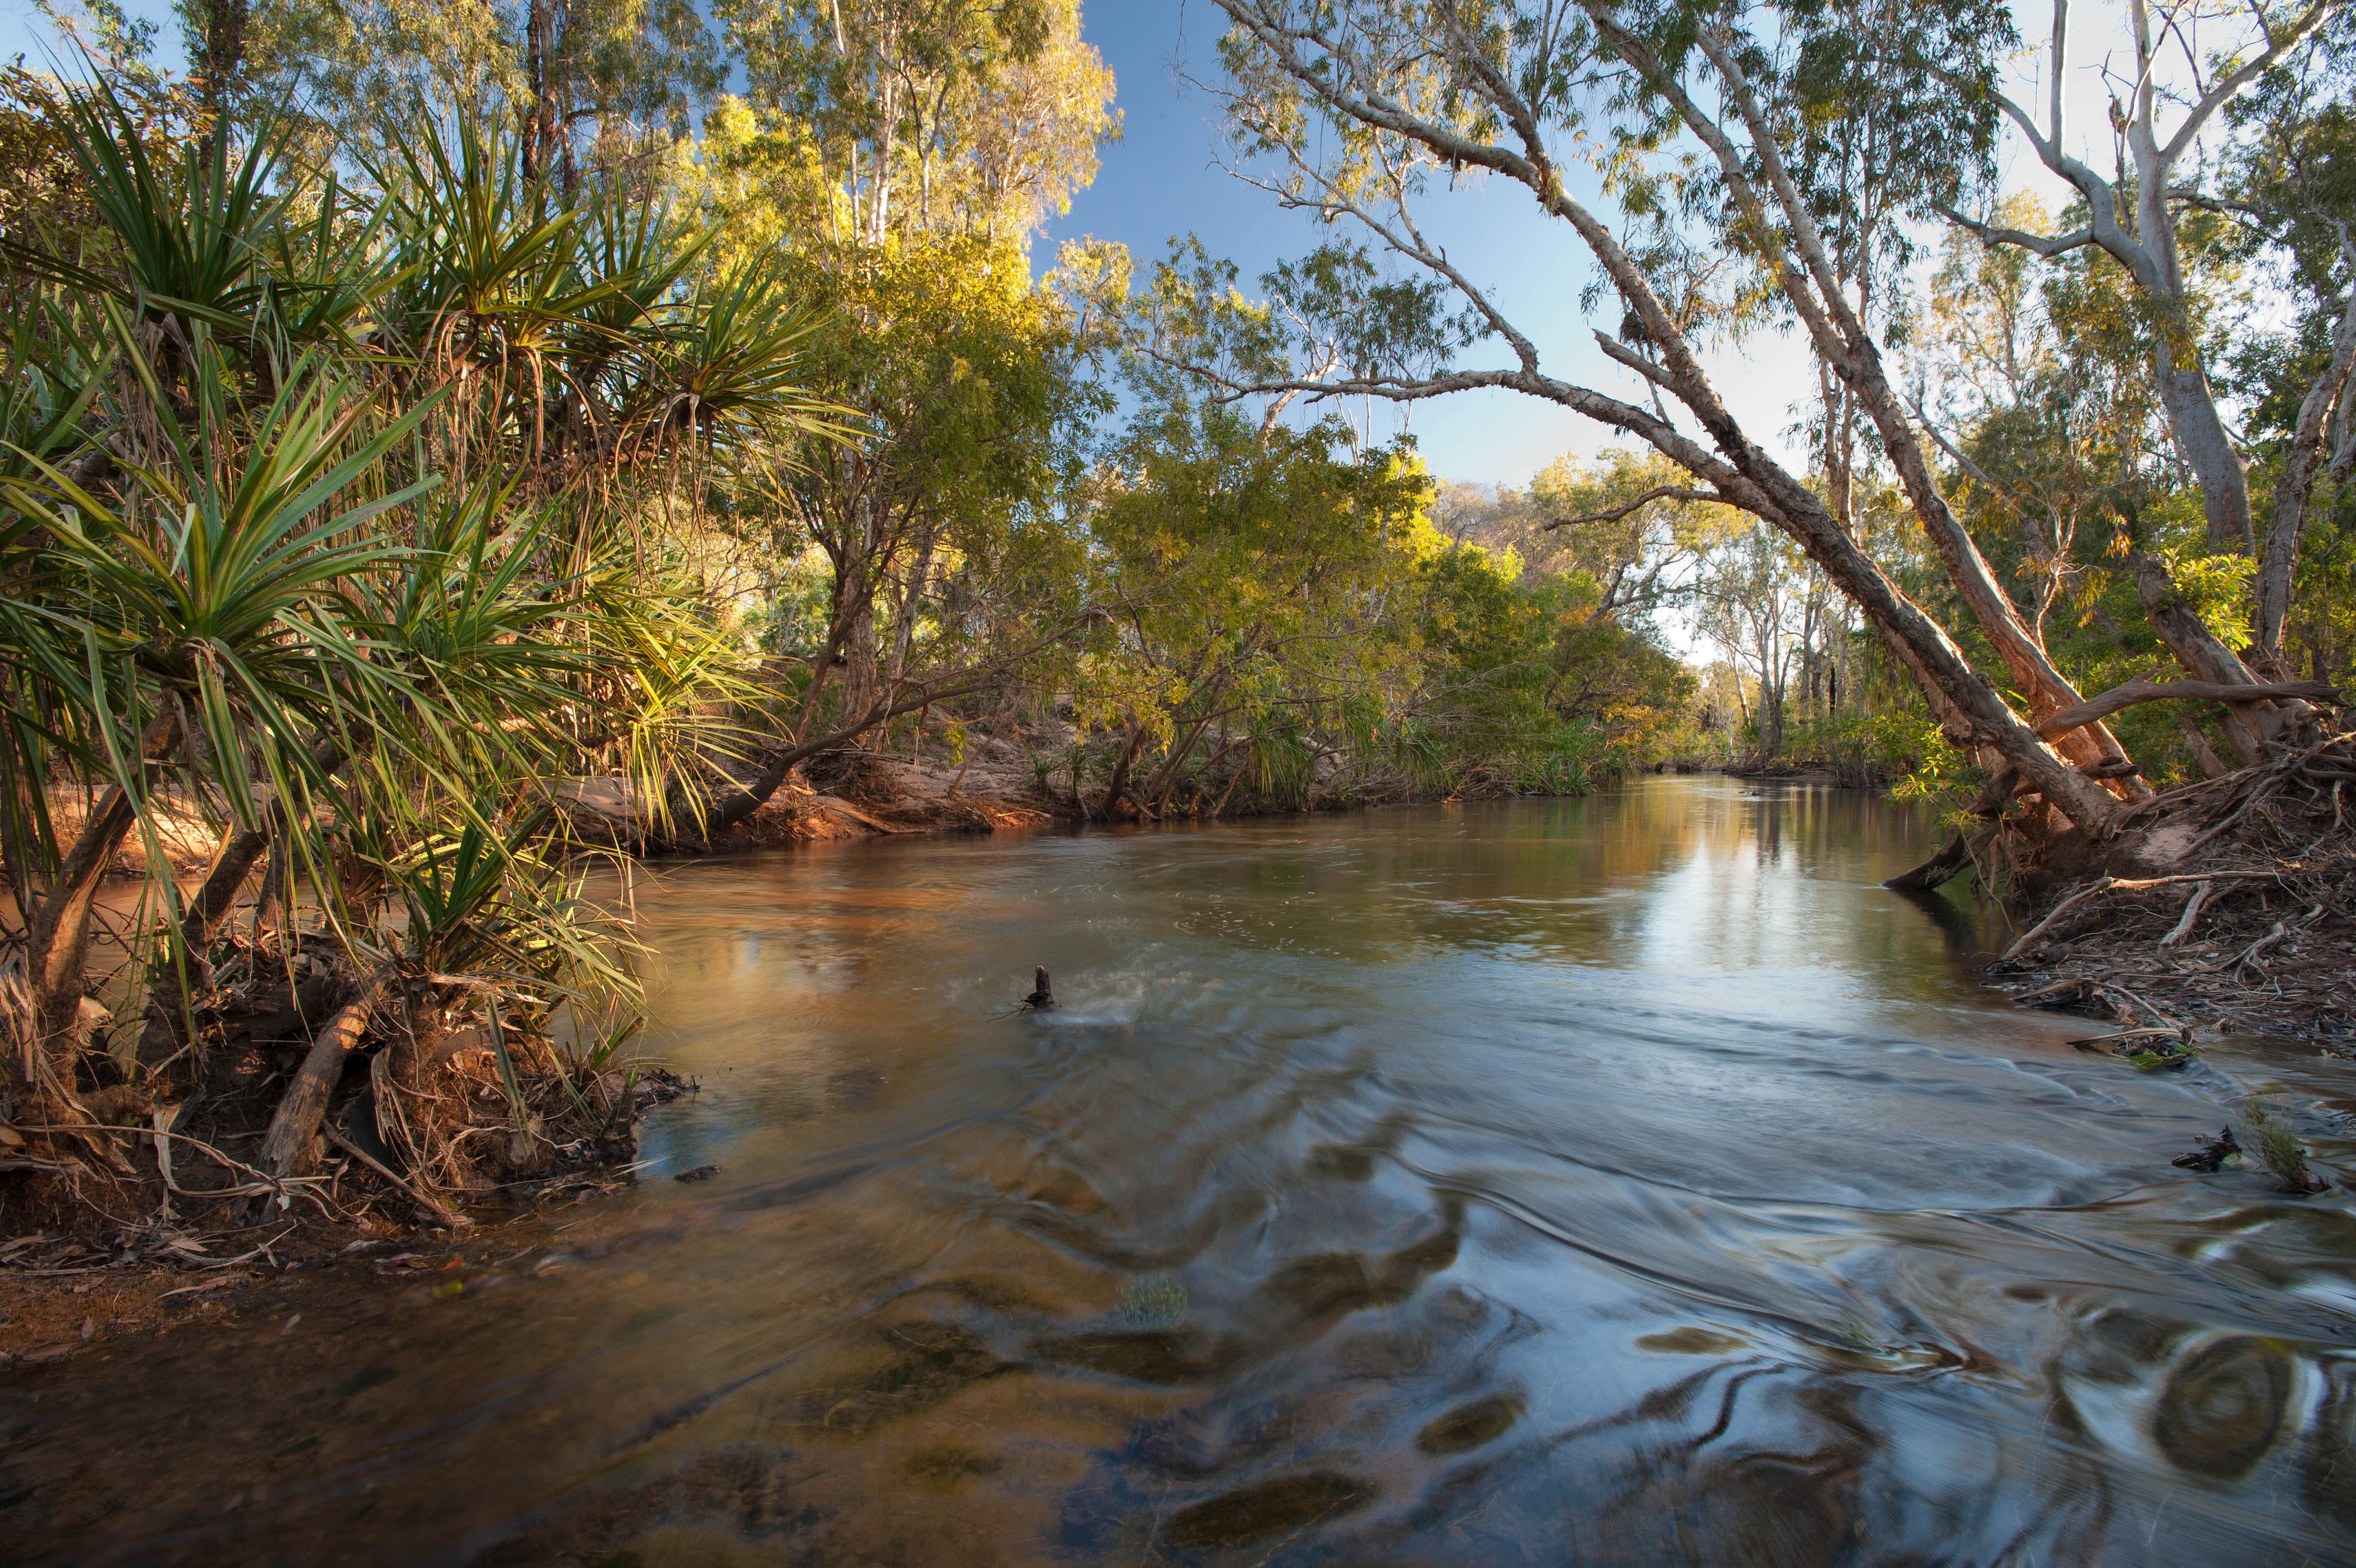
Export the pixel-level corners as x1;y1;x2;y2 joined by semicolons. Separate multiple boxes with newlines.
8;778;2356;1565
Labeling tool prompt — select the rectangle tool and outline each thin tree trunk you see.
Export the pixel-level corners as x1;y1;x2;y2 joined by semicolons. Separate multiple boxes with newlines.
1098;716;1153;816
2134;163;2256;553
138;736;346;1071
2176;713;2231;780
1143;707;1224;808
2256;257;2356;661
1678;22;2139;787
2126;550;2282;762
25;713;179;1081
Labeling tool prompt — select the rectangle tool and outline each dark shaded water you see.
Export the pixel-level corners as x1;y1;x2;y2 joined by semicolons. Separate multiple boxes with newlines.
8;779;2356;1564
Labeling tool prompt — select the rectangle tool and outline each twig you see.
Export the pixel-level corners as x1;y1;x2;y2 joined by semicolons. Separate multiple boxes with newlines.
2103;984;2183;1030
24;1120;328;1207
2225;922;2291;974
2069;1027;2185;1047
1540;483;1723;530
31;1120;249;1180
320;1126;469;1229
187;1224;296;1269
2188;783;2281;853
2160;881;2213;947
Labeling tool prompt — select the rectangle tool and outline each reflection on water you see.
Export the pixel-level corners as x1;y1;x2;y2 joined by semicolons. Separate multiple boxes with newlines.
6;778;2354;1564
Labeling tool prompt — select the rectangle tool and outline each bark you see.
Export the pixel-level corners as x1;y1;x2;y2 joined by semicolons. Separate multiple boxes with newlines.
24;713;180;1081
2155;352;2258;554
838;593;879;721
257;970;391;1179
2256;254;2356;660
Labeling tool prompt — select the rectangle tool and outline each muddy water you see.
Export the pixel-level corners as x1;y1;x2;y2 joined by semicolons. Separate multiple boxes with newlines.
8;778;2356;1566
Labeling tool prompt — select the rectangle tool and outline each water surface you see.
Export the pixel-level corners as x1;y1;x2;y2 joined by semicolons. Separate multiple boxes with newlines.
8;779;2355;1564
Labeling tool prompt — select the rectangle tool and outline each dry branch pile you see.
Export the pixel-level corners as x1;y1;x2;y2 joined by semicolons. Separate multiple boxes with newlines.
1987;729;2356;1042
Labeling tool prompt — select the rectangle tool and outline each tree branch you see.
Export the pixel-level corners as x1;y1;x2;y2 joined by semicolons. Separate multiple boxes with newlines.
2033;679;2339;738
1543;484;1725;531
1938;207;2097;257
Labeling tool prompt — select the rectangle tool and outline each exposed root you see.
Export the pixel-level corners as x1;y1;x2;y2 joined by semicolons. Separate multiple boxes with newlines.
0;925;698;1261
1987;729;2356;1042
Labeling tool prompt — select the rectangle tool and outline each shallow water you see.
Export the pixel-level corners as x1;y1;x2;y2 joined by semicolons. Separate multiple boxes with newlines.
8;778;2356;1565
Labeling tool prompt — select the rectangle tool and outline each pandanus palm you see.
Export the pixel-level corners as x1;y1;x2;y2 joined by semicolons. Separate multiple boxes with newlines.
0;74;846;1199
0;348;443;1080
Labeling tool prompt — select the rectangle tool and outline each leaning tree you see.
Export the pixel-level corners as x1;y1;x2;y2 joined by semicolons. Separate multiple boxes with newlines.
1185;0;2333;842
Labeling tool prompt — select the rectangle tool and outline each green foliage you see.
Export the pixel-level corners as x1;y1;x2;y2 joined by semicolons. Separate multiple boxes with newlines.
0;73;831;1094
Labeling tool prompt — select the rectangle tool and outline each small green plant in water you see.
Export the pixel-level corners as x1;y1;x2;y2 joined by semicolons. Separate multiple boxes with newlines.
1114;1273;1187;1328
2126;1041;2196;1072
2239;1097;2328;1195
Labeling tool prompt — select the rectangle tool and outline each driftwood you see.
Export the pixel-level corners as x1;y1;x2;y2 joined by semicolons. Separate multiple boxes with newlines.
1885;831;1977;892
257;970;395;1177
2159;881;2215;947
1993;731;2356;1039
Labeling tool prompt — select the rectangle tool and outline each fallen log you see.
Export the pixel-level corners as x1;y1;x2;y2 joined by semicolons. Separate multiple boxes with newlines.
257;969;395;1178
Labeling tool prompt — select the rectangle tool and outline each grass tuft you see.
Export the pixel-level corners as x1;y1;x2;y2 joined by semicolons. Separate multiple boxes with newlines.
1113;1273;1187;1328
2239;1097;2328;1195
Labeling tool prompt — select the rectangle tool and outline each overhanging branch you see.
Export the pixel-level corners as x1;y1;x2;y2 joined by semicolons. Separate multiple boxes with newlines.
1543;484;1725;531
2034;679;2340;739
1938;206;2096;258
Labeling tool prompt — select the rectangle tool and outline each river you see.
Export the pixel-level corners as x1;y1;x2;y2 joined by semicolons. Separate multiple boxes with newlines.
6;778;2354;1564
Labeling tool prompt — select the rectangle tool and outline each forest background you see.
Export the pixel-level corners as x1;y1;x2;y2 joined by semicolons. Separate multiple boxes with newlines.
0;0;2352;1197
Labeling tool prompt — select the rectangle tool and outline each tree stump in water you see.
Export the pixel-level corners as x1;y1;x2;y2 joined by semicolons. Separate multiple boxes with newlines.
1023;967;1055;1011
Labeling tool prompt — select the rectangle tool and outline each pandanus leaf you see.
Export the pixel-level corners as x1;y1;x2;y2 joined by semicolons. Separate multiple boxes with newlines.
4;74;289;339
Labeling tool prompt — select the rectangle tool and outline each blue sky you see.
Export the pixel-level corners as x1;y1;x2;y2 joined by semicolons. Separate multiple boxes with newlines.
1040;2;1660;489
0;0;1796;487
